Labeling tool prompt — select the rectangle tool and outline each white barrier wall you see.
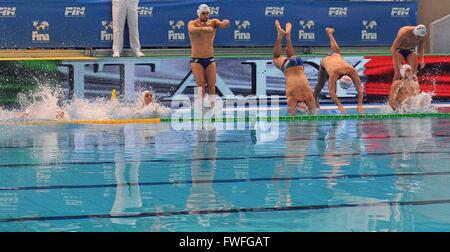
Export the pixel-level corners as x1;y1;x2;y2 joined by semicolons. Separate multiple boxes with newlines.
430;14;450;54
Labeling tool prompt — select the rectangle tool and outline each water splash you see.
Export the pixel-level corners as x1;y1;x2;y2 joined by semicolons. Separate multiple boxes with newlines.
380;92;436;114
397;92;436;113
18;85;65;120
0;85;171;122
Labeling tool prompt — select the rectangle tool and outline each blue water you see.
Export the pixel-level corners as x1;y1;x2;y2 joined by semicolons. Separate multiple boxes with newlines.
1;115;450;231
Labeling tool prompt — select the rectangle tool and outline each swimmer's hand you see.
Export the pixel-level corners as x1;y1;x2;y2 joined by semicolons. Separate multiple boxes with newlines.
222;19;230;27
338;106;347;115
420;61;426;70
357;104;364;114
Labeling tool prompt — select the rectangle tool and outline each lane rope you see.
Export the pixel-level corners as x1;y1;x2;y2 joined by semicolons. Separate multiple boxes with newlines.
2;113;450;125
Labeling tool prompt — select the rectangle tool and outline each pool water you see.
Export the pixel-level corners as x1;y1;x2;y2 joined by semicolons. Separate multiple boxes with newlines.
1;116;450;231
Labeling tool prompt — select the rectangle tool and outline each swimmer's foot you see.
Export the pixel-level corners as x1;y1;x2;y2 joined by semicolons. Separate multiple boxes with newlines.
285;22;292;36
275;20;286;38
325;27;335;35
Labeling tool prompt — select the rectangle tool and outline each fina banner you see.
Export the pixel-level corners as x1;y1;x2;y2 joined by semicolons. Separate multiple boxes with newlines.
0;0;416;48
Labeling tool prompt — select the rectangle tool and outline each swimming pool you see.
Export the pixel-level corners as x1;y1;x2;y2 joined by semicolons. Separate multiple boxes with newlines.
1;114;450;231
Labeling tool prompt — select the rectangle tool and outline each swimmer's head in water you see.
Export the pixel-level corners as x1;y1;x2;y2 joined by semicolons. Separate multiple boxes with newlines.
400;64;414;79
56;110;65;120
197;4;210;23
140;90;153;106
297;102;308;113
413;24;427;38
338;75;353;89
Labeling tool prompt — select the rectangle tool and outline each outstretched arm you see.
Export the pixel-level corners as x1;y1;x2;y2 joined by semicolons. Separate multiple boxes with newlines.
348;70;364;113
328;74;347;114
418;38;426;69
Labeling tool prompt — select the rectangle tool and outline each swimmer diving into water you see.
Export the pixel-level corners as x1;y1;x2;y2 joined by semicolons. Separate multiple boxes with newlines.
272;20;318;115
313;27;364;115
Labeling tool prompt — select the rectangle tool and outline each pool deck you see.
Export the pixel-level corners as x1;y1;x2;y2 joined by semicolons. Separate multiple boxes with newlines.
0;47;394;60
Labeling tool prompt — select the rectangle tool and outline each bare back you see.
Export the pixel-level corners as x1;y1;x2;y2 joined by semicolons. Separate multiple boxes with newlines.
284;67;313;101
322;53;354;76
395;26;422;50
189;19;217;58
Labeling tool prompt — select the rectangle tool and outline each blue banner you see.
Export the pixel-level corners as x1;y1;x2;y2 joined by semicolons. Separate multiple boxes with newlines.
0;0;417;49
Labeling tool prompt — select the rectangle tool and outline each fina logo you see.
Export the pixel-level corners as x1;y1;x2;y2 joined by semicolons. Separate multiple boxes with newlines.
138;7;153;16
0;7;16;17
298;20;315;40
168;20;185;41
209;6;220;17
234;20;251;41
101;20;113;41
329;7;347;17
32;21;50;42
391;7;410;17
65;7;85;17
265;7;284;17
361;20;377;41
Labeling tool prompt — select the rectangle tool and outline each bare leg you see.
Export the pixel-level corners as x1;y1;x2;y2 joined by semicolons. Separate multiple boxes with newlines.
204;62;217;107
273;20;285;58
392;53;403;81
285;22;295;57
406;52;418;75
313;64;328;109
326;27;340;54
191;63;206;109
205;63;217;96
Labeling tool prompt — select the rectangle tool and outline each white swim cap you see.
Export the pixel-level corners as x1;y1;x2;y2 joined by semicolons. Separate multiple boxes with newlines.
140;90;153;107
297;102;308;113
413;24;427;38
197;4;210;17
338;75;353;89
400;64;413;79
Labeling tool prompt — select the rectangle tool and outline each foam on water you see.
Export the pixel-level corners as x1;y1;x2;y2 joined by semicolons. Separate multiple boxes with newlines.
0;85;172;122
397;92;436;113
380;92;437;114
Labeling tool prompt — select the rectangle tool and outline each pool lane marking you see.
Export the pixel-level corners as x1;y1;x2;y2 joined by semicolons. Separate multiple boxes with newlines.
2;170;450;192
2;131;450;149
2;198;450;223
2;112;450;126
0;150;448;168
8;118;162;125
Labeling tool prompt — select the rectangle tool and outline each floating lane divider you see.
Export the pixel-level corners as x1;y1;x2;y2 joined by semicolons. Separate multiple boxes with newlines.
3;112;450;125
11;118;162;125
163;112;450;122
